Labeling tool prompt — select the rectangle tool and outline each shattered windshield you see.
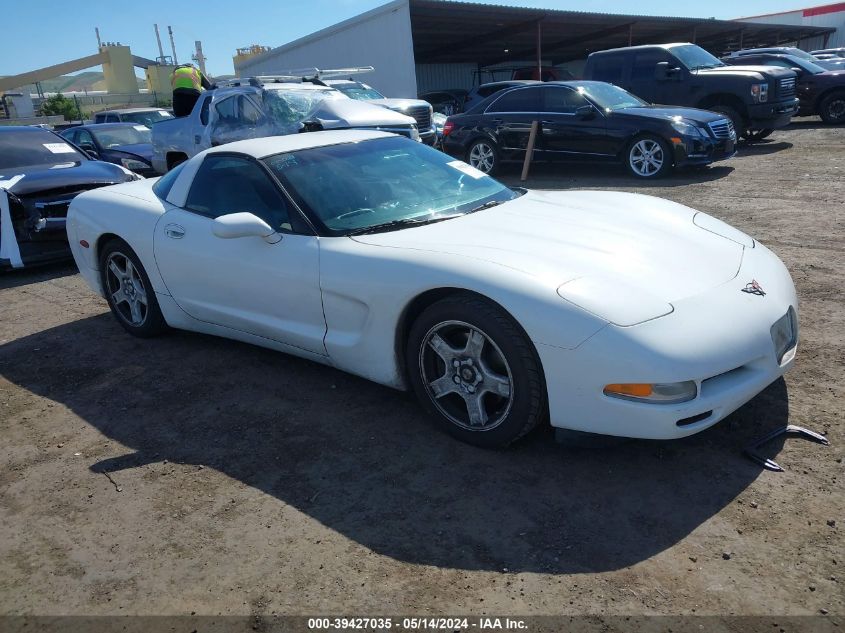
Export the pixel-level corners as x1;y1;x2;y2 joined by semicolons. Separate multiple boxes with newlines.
262;88;346;127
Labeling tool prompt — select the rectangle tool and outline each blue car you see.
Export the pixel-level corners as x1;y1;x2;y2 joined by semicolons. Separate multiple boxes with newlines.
60;123;155;177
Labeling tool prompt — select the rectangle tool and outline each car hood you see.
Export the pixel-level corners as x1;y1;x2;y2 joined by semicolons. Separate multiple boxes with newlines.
352;190;747;324
613;105;725;124
697;65;795;80
105;143;153;163
366;98;430;111
0;159;129;196
308;99;416;128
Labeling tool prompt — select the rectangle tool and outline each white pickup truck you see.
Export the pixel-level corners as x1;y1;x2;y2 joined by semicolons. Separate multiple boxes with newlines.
151;77;419;174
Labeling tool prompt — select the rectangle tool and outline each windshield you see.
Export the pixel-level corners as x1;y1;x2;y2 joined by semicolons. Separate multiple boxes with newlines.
573;82;646;111
121;110;173;126
91;126;151;147
264;136;519;235
263;88;345;126
782;48;818;62
785;56;827;74
0;129;84;170
671;44;726;70
333;83;385;100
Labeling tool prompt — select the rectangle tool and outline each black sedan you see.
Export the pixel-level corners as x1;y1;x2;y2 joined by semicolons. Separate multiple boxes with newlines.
441;81;738;178
0;126;135;270
61;123;156;177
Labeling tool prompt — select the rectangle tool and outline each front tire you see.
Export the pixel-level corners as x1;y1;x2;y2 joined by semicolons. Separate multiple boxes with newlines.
100;238;167;338
743;128;773;141
406;294;545;448
625;135;672;179
467;138;499;175
819;91;845;124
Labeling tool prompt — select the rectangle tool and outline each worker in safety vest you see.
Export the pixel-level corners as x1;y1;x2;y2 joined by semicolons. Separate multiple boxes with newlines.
171;63;213;117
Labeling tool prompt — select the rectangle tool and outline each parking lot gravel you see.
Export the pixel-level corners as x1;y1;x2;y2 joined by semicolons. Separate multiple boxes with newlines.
0;118;842;620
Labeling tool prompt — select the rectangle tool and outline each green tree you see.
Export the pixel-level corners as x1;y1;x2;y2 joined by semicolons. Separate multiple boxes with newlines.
40;93;81;121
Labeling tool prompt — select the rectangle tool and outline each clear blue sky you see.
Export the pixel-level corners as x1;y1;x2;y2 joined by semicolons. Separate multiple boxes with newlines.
2;0;808;78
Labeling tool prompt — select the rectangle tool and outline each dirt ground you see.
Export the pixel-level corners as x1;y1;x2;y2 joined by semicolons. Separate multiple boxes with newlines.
1;119;843;623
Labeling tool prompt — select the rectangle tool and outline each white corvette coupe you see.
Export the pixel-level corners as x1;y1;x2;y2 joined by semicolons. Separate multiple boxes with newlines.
67;130;798;447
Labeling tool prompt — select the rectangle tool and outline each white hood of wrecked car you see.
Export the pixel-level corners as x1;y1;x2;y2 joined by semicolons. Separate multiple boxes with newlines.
308;99;416;128
353;190;748;325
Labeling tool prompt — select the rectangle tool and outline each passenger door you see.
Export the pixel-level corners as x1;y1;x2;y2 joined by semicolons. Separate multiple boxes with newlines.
537;86;612;157
153;153;327;355
484;87;542;155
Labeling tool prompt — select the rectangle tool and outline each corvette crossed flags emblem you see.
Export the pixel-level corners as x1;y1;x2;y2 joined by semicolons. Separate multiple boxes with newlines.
742;279;766;296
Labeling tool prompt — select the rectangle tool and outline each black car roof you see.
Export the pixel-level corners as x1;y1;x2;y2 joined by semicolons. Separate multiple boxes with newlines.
70;122;148;131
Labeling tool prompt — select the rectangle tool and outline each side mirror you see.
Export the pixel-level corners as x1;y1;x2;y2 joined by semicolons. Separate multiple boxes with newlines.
212;212;281;243
79;143;99;159
654;61;681;81
575;105;595;119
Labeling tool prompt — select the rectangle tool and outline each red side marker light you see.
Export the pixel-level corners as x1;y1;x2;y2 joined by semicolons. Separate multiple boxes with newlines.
80;240;90;248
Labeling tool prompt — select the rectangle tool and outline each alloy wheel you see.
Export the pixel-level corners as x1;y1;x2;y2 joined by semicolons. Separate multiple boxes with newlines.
469;142;495;173
105;252;149;327
629;139;665;177
827;97;845;122
418;320;514;431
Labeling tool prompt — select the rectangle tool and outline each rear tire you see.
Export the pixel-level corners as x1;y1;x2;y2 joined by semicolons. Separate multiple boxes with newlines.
406;294;545;448
819;91;845;124
466;138;499;175
625;134;672;178
99;238;167;338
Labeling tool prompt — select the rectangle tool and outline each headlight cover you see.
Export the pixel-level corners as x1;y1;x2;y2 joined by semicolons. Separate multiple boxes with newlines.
771;306;798;364
751;82;769;103
671;120;705;137
120;158;150;171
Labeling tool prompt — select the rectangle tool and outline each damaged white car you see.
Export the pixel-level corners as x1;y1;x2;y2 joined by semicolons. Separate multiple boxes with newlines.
151;76;419;174
69;131;798;447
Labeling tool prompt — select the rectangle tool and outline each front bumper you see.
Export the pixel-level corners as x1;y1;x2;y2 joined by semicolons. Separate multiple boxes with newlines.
536;242;798;439
747;99;799;130
674;133;737;167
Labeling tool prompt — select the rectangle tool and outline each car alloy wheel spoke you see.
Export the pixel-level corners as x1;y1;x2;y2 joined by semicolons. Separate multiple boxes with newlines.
428;333;461;364
464;392;488;426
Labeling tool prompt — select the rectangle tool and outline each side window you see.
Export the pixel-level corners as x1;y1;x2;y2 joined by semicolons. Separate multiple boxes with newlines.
63;130;78;144
76;130;95;146
237;95;264;125
590;56;624;84
631;50;671;80
542;87;589;114
199;96;211;125
105;114;120;123
215;97;237;122
487;87;542;113
94;114;105;123
184;155;293;232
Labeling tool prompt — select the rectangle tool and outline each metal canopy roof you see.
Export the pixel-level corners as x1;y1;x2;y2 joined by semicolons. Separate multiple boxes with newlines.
409;0;835;66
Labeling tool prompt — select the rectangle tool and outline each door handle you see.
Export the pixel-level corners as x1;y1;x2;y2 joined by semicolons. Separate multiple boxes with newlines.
164;223;185;239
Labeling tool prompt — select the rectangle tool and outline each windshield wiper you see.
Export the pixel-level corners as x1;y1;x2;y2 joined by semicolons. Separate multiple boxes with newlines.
468;199;505;213
346;214;463;236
